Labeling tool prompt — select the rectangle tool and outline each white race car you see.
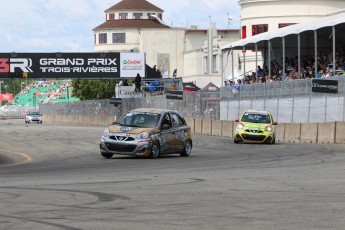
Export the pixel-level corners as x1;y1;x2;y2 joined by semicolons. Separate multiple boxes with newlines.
25;111;43;124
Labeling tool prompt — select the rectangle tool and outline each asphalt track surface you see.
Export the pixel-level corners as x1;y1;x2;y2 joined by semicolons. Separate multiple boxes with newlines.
1;119;345;230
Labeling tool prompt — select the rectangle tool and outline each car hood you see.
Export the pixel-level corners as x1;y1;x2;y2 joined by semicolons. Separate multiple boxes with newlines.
241;122;271;129
108;125;153;134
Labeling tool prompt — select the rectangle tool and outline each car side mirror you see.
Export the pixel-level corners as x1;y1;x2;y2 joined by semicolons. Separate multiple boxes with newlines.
235;119;239;122
162;124;170;130
112;121;118;125
272;122;278;125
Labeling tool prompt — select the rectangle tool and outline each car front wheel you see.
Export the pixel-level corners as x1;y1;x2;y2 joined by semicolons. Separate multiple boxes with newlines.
180;140;192;157
150;141;160;159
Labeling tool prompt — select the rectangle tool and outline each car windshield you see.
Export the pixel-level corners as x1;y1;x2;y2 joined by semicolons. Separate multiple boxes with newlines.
241;113;271;124
30;112;40;116
118;112;161;128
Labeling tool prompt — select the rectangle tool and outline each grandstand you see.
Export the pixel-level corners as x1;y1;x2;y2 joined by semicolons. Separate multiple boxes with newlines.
0;80;79;116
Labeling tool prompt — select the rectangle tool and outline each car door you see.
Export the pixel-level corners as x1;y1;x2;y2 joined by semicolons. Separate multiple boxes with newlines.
159;113;175;153
170;112;186;150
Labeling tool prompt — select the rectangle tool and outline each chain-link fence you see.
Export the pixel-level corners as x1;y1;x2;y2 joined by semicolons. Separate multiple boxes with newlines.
6;76;345;124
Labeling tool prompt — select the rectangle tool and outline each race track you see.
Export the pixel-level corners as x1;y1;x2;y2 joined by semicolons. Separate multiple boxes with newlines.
1;119;345;230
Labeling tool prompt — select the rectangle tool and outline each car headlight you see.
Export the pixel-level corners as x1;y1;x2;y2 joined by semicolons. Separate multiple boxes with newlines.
265;125;273;132
101;128;109;142
137;131;149;139
237;123;245;130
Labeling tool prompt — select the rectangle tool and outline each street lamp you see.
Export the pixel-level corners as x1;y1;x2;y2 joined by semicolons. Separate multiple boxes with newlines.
21;82;26;92
0;81;3;94
66;83;70;102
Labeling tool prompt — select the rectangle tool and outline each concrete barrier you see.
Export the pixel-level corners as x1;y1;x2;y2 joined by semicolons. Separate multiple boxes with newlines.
42;114;52;124
335;122;345;144
202;119;212;135
55;115;63;124
222;120;233;138
37;114;345;145
284;123;301;143
275;123;285;143
97;116;106;126
106;116;114;126
318;122;335;144
90;116;98;126
71;115;79;125
211;120;222;136
79;116;91;125
185;117;195;134
194;118;202;134
233;121;238;139
300;123;318;143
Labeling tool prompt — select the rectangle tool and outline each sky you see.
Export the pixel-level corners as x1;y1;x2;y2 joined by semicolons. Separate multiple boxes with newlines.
0;0;240;53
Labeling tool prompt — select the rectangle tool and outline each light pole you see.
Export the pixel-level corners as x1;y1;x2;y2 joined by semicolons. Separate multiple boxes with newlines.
0;81;3;94
21;82;25;92
0;81;3;106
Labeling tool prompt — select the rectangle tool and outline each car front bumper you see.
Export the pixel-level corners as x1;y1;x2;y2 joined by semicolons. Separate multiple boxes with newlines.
100;139;152;157
234;130;274;143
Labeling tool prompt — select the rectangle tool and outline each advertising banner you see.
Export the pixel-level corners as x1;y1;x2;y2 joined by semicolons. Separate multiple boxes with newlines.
116;85;144;98
0;94;13;101
166;90;183;100
120;53;145;78
0;53;145;79
312;79;338;93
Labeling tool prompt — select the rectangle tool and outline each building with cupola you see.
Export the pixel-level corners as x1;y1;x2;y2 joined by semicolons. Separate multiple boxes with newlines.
93;0;240;87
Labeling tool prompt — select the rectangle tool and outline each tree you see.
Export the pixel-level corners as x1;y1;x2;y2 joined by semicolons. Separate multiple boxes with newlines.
71;79;117;100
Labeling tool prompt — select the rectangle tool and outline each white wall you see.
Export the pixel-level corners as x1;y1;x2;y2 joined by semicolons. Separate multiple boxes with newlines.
94;29;140;52
239;0;345;38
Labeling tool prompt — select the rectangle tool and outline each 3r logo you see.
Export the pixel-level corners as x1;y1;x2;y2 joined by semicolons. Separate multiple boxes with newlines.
0;58;33;73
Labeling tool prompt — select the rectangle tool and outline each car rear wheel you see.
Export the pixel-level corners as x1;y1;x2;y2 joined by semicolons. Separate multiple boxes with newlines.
150;141;160;159
180;140;192;157
101;152;113;159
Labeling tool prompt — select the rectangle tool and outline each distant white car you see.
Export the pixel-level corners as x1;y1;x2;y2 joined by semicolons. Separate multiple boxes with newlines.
25;111;42;124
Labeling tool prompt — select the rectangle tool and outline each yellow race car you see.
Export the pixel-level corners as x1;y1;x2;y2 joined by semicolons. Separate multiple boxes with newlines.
234;110;277;144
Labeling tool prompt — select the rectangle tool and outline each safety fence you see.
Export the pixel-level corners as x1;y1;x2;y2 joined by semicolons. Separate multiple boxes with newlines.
3;77;345;123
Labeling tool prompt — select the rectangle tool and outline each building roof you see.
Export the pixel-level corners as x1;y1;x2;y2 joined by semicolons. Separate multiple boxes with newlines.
106;0;163;12
93;19;170;30
221;11;345;50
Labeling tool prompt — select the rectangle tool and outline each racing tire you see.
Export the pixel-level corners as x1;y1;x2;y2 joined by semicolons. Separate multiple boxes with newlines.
101;152;113;159
180;140;192;157
234;138;239;144
150;141;160;159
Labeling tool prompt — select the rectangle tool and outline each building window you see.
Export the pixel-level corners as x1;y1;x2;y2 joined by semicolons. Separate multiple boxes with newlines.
147;13;155;18
279;23;295;28
242;26;246;39
94;34;96;44
204;56;208;74
109;13;115;20
112;33;126;43
252;24;268;36
158;13;162;20
212;55;217;73
119;13;128;19
99;33;107;44
133;13;143;19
